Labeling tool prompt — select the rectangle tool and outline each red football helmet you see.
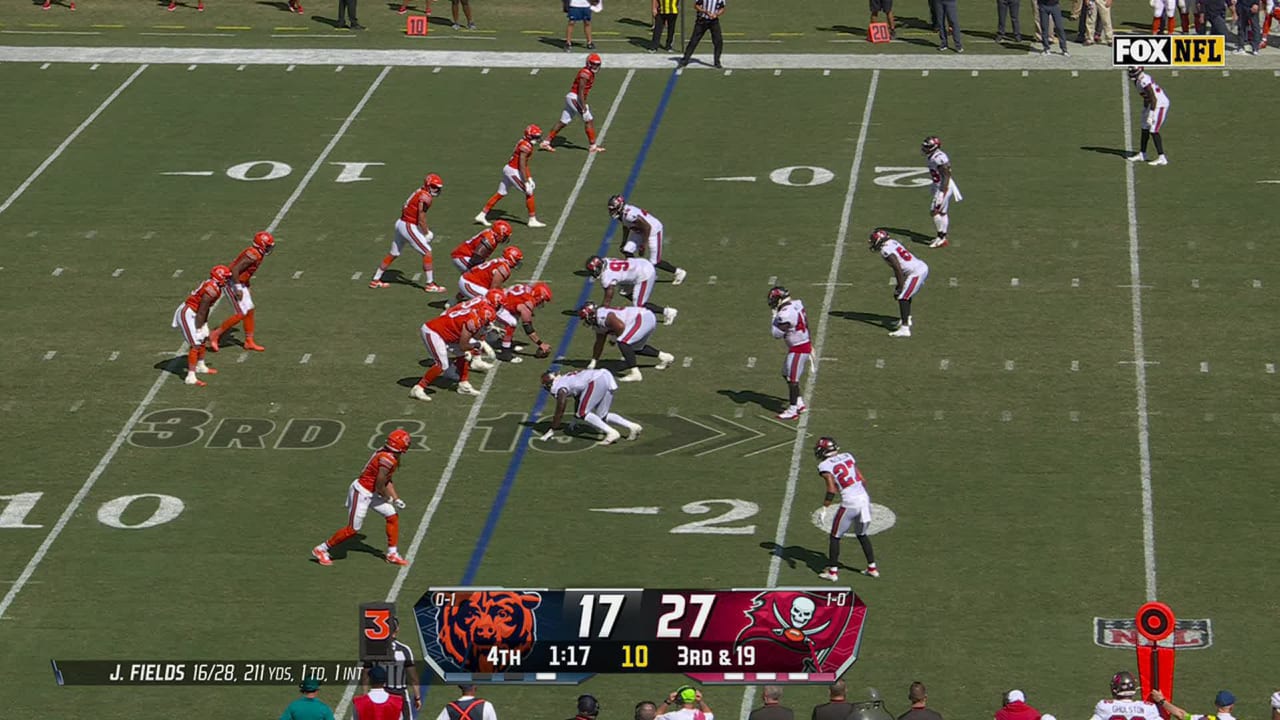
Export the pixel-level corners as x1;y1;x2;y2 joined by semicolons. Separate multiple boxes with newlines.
253;231;275;255
492;219;513;242
868;229;890;251
503;246;524;267
585;255;605;278
485;288;506;309
586;53;602;71
524;124;543;142
532;282;553;305
423;173;444;196
607;194;626;218
210;265;233;285
385;428;412;453
540;371;558;390
578;302;599;326
921;136;942;155
814;436;840;460
767;286;790;309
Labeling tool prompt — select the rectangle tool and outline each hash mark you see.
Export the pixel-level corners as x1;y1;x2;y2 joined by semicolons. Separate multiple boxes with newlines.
84;229;97;240
112;268;124;277
200;231;214;241
364;354;376;365
90;63;99;70
142;230;155;240
187;64;196;71
299;353;311;364
971;70;979;77
335;65;344;72
237;353;249;363
1191;278;1200;288
481;68;490;74
1000;410;1013;422
724;69;732;76
1071;359;1079;372
1203;412;1214;422
433;67;442;73
1010;277;1020;287
734;406;745;418
286;64;296;72
1021;70;1029;77
43;350;57;361
40;63;50;70
351;271;362;280
1171;70;1180;77
773;69;782;76
1071;70;1078;77
52;267;63;276
874;358;884;369
746;357;756;368
69;399;84;412
921;70;929;76
939;359;950;370
1265;363;1275;374
766;275;777;285
237;64;246;71
1004;360;1015;371
530;68;539;75
682;356;693;367
1253;279;1262;288
1071;278;1080;287
867;409;877;420
933;410;944;421
823;69;830;76
292;270;303;279
26;231;38;238
1070;411;1080;422
948;277;957;287
172;269;183;278
707;275;717;285
108;351;119;362
1222;70;1230;77
1199;361;1209;373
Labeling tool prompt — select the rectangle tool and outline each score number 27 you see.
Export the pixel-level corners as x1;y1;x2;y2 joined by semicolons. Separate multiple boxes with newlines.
577;593;716;638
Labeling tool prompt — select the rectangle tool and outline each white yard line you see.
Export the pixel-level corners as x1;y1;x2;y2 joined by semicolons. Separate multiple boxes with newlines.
1121;76;1158;602
0;64;147;217
332;69;635;720
0;67;392;624
739;69;880;720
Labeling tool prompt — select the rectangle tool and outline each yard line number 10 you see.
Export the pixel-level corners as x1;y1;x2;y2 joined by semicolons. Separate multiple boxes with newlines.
576;593;717;638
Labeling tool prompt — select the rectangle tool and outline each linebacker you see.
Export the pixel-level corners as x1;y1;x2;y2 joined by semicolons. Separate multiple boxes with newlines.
869;229;929;338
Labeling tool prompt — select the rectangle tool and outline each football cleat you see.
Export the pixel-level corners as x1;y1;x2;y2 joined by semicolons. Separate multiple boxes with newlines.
930;237;950;248
253;231;275;254
818;568;840;582
1127;65;1144;80
863;565;881;578
457;381;481;396
492;219;513;242
588;144;605;153
385;552;409;566
312;547;333;566
814;436;840;460
585;255;605;277
524;124;543;142
195;361;216;375
369;280;390;289
527;217;547;228
795;398;807;413
469;356;494;371
921;136;942;155
672;268;687;285
539;139;556;153
422;282;447;293
869;229;890;252
210;264;233;285
767;285;790;309
207;329;222;353
1148;155;1169;166
1111;671;1139;699
586;53;602;71
607;194;626;218
474;212;492;227
777;406;802;421
889;325;912;338
243;340;266;352
385;428;412;453
662;307;678;325
184;372;206;387
502;246;524;268
578;302;599;326
599;427;622;445
625;422;643;441
409;384;432;401
1127;152;1146;163
655;351;675;370
617;367;643;382
423;173;444;196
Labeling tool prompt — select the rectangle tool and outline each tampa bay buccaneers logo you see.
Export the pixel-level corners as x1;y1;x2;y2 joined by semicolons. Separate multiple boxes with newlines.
437;591;541;672
733;591;865;673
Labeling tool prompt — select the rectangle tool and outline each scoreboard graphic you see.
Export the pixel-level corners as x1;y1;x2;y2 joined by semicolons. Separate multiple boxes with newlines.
413;587;869;684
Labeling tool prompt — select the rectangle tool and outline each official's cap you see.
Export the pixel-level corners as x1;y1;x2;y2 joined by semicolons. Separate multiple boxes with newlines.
1215;691;1236;708
368;666;388;685
300;677;322;693
1005;690;1026;704
679;688;699;704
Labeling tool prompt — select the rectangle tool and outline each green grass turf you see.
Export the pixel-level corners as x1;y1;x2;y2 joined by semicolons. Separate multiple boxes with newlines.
0;0;1184;53
0;52;1277;720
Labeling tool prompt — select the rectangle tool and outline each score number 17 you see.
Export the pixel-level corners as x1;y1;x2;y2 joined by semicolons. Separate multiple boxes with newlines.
576;593;717;638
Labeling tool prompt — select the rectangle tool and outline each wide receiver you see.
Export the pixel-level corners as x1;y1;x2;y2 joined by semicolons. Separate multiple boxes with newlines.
451;220;513;273
172;265;230;387
371;174;446;293
608;194;686;284
585;255;678;325
1089;672;1162;720
540;54;606;153
814;436;879;581
922;136;961;248
312;429;413;567
410;303;497;399
580;302;675;382
869;229;929;338
769;286;811;420
476;126;546;228
1127;66;1171;167
495;282;555;361
209;230;273;353
540;368;643;445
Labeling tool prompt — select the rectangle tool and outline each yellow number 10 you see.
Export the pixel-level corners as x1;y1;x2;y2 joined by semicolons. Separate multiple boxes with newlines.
622;644;649;668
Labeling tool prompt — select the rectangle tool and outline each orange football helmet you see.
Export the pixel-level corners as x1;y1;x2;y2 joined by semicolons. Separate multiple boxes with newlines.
524;124;543;142
492;220;513;242
424;173;444;196
485;288;506;309
253;231;275;255
503;246;524;267
210;265;233;285
586;53;602;71
385;428;412;453
532;282;553;305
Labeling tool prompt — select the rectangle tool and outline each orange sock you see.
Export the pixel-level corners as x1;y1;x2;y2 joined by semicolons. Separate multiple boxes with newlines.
197;346;207;362
386;514;400;548
244;309;255;337
1165;16;1175;33
380;254;396;269
502;326;516;347
483;194;501;213
547;129;559;142
420;365;443;387
586;126;597;144
455;356;471;383
525;196;537;216
217;313;243;334
326;525;357;549
187;348;199;372
1151;17;1161;33
422;253;434;283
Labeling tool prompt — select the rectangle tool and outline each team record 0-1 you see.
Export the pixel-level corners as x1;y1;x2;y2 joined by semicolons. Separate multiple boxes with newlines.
412;587;869;684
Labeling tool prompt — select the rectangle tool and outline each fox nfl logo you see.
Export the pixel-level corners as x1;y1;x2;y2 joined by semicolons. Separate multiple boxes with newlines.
1113;35;1225;66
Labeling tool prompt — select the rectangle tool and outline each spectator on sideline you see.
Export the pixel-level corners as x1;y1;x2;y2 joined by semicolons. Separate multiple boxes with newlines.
336;0;364;30
932;0;964;51
354;667;404;720
1150;689;1237;720
996;690;1041;720
572;695;602;720
870;0;897;39
650;0;678;52
678;0;728;68
996;0;1024;43
1038;0;1070;55
1201;0;1230;38
750;687;794;720
813;681;857;720
636;701;659;720
280;678;336;720
436;686;498;720
1084;0;1112;43
449;0;477;29
564;0;596;52
658;687;714;720
899;682;944;720
1232;0;1261;53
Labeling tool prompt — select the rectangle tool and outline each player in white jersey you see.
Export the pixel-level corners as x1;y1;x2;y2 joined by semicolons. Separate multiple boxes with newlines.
608;194;687;284
540;368;643;445
585;255;679;325
922;136;962;248
1127;67;1171;166
869;230;929;338
1092;671;1163;720
814;437;879;581
579;302;675;383
768;286;812;421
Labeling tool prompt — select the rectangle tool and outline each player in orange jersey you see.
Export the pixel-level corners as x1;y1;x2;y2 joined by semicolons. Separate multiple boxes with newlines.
1263;0;1280;48
411;304;497;400
171;265;231;387
541;54;606;154
456;246;522;304
372;174;447;293
450;220;513;272
495;281;554;361
209;231;273;353
312;429;413;567
475;127;546;229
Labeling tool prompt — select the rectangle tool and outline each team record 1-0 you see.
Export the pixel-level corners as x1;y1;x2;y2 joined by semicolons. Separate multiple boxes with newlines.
413;587;870;684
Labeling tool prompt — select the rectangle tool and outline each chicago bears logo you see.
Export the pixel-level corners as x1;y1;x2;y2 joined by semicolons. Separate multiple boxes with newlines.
437;591;542;672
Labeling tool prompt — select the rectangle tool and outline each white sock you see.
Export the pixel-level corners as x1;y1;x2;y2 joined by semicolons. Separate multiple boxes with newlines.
583;412;612;436
317;542;329;551
423;269;434;283
387;545;398;556
605;412;637;430
372;268;385;281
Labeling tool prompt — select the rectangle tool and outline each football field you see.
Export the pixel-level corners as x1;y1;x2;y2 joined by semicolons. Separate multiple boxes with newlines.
1;30;1278;720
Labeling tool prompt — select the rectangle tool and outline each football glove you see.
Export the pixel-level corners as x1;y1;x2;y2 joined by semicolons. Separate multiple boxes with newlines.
1145;110;1157;129
525;177;536;193
393;498;406;509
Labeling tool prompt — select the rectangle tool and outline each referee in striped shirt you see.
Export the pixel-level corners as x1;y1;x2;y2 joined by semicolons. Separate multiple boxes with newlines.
362;618;421;720
650;0;678;52
677;0;727;68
